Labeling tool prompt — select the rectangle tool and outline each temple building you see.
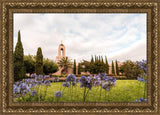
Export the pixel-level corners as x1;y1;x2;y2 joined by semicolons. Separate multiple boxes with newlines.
53;42;73;75
53;42;122;76
56;42;67;63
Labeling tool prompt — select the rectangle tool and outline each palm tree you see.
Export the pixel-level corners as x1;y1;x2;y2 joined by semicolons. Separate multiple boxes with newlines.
58;57;72;74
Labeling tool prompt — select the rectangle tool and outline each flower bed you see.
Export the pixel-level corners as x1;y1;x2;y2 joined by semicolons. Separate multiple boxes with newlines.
13;60;147;102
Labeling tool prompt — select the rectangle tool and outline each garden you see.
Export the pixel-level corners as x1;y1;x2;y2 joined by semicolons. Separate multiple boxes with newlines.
13;59;147;102
13;78;147;102
13;31;147;102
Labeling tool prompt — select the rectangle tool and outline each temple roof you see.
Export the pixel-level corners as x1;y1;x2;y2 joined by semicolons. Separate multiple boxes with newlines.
59;44;64;46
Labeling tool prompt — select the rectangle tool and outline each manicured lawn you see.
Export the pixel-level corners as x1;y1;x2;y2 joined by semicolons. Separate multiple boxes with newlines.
17;80;147;102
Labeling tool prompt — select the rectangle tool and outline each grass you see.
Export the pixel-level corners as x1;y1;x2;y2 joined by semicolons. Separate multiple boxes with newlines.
16;80;147;102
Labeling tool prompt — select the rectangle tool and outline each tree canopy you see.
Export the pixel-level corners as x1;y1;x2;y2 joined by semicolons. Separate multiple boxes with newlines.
24;55;35;74
35;47;43;75
80;55;109;74
116;60;119;75
112;61;115;75
14;30;26;81
43;58;59;75
120;60;141;79
58;57;72;74
73;59;76;74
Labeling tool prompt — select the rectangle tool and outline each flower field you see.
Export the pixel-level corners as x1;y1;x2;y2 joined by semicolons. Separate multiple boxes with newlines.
14;79;147;102
13;60;147;102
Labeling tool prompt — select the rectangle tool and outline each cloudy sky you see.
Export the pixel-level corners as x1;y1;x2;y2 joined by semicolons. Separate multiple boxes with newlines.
13;13;146;64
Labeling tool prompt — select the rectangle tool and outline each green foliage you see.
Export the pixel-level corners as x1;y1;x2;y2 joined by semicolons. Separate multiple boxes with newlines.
116;60;119;75
24;55;58;75
112;61;115;75
101;56;104;64
94;61;105;73
24;55;36;74
16;80;147;102
90;55;94;63
73;59;76;74
120;60;141;78
81;55;107;74
98;56;101;62
43;58;59;75
58;57;72;74
80;60;90;72
94;55;97;62
105;56;109;74
90;55;94;74
35;47;43;75
14;30;26;81
78;63;81;74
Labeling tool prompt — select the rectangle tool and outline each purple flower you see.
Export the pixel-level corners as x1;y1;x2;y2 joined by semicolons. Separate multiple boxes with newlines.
94;80;101;87
13;85;20;94
102;76;116;91
105;76;116;83
24;78;35;85
137;76;146;82
144;80;147;83
79;76;87;87
144;99;147;102
87;76;91;83
138;60;147;73
135;98;147;102
62;82;70;87
30;74;36;78
19;83;28;90
15;81;21;86
102;82;111;91
98;73;108;80
31;90;37;96
35;75;44;83
54;91;63;98
86;82;92;90
57;77;59;82
31;82;37;87
66;74;76;82
79;76;93;90
22;90;29;95
44;75;50;80
44;80;51;86
52;77;55;82
19;83;31;95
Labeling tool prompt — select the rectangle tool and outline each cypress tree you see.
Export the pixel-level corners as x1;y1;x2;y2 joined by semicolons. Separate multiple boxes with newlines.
116;60;119;75
14;30;25;81
112;60;115;75
91;55;94;63
94;55;97;62
73;59;76;74
90;55;94;74
78;63;81;74
105;56;109;74
98;55;101;62
35;47;43;75
95;55;99;63
101;56;104;64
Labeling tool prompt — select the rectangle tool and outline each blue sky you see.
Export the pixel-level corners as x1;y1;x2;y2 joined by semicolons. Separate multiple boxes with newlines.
13;13;146;64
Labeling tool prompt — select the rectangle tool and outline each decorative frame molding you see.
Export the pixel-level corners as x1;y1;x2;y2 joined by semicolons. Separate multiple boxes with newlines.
0;0;159;114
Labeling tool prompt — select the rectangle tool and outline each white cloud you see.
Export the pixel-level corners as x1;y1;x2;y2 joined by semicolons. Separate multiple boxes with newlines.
14;13;146;64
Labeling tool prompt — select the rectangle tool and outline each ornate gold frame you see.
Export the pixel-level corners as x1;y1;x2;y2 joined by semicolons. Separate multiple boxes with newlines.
0;0;159;114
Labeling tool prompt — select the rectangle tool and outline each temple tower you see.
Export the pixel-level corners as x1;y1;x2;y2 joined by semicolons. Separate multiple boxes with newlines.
56;41;67;63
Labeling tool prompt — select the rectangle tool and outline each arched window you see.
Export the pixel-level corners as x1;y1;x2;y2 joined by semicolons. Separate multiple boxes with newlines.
61;48;63;56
